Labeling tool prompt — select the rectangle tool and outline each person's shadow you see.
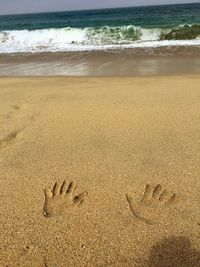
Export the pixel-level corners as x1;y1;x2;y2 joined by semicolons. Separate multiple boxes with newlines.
147;236;200;267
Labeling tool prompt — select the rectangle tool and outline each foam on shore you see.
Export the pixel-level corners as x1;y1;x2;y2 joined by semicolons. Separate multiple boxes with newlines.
0;24;200;53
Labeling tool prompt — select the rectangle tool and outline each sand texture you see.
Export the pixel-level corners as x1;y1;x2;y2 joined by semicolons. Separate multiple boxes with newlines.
0;76;200;266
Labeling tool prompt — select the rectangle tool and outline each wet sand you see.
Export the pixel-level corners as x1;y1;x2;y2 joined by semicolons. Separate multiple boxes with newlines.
0;47;200;76
0;76;200;266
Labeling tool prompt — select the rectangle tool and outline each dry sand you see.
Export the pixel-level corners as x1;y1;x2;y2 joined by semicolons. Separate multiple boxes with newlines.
0;76;200;266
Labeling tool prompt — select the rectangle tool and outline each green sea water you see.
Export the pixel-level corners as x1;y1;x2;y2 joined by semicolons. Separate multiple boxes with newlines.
0;3;200;53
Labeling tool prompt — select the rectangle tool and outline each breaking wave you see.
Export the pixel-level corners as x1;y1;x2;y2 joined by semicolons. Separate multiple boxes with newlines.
0;24;200;53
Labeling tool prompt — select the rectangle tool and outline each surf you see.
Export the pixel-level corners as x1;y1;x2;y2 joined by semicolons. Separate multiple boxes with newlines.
0;24;200;53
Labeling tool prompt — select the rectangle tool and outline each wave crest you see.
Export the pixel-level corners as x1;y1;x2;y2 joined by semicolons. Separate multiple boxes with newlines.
161;24;200;40
0;24;199;53
85;26;143;45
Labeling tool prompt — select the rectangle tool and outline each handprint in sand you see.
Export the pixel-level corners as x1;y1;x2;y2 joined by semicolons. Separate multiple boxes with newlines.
126;184;179;225
43;180;88;217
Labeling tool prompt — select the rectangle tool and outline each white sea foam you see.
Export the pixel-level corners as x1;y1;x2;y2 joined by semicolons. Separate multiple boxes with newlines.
0;26;199;53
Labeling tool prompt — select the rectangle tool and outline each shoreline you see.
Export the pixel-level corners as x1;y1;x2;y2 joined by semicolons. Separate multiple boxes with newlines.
0;47;200;76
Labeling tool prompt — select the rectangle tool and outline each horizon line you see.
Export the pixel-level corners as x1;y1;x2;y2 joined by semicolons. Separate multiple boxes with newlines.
0;1;199;17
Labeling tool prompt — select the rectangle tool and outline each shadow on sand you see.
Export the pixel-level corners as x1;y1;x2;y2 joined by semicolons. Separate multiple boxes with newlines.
147;236;200;267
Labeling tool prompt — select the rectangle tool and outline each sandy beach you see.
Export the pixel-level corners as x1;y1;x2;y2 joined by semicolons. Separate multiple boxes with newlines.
1;75;200;266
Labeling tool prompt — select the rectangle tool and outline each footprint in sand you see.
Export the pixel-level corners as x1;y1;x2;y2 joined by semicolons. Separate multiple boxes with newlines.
12;104;21;111
43;180;88;217
0;104;25;124
126;184;179;225
0;130;21;150
6;104;22;119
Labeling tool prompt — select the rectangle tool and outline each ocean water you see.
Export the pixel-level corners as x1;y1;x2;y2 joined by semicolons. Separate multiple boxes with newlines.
0;3;200;76
0;3;200;53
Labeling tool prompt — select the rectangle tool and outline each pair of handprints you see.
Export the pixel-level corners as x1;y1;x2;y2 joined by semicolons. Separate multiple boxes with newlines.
44;180;178;225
